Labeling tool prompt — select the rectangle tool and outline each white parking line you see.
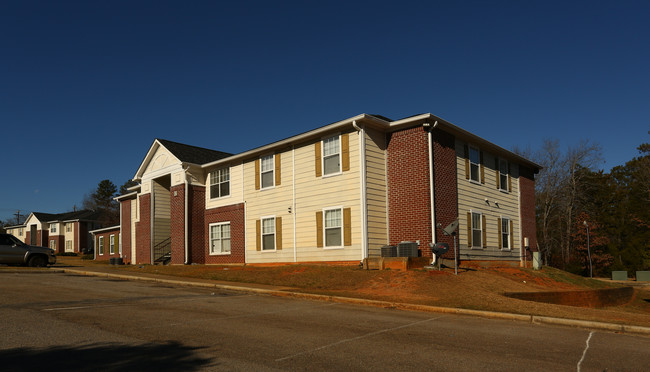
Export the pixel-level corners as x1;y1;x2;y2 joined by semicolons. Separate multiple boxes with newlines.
276;316;444;362
577;331;594;372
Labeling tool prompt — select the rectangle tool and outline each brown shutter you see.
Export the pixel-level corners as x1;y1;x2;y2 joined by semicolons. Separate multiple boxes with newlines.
464;145;470;180
316;211;323;248
315;141;322;177
343;207;352;246
497;217;502;249
509;220;514;249
256;219;261;251
275;153;281;186
507;163;512;192
467;212;472;247
495;157;500;189
275;217;282;250
341;133;350;172
482;215;487;248
479;151;485;183
255;159;260;190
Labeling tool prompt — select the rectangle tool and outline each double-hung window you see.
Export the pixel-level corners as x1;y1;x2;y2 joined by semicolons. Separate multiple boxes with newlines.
499;159;509;192
471;212;483;248
19;228;23;236
98;236;104;255
210;167;230;199
109;235;115;254
469;147;480;182
501;217;511;250
50;224;57;233
66;240;72;252
210;222;231;254
66;223;72;232
50;240;56;250
322;135;341;175
262;217;275;250
324;208;342;247
260;155;274;189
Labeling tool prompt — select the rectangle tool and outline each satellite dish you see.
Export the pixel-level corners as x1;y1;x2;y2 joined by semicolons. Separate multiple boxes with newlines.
442;220;459;236
431;242;449;256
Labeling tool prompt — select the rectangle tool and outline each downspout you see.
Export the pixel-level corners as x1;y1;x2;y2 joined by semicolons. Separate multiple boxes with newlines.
427;121;438;258
292;145;297;262
183;165;191;264
352;120;368;260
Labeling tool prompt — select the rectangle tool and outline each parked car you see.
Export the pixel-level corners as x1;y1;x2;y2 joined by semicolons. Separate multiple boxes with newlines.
0;233;56;267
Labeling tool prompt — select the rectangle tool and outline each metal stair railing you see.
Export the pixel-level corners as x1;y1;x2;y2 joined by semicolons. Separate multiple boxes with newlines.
153;237;172;265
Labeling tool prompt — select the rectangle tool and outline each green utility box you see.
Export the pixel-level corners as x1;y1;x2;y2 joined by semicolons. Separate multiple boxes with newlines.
636;271;650;282
611;271;628;281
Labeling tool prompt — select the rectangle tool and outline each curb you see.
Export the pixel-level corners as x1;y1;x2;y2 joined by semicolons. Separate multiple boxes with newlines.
60;268;650;337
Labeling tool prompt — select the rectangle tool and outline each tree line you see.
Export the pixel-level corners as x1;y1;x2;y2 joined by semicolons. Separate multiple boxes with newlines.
532;137;649;275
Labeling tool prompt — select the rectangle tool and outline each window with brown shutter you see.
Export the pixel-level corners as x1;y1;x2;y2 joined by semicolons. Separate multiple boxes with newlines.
275;153;281;186
341;133;350;172
316;211;323;247
255;160;260;190
275;216;282;250
343;208;351;246
315;141;322;177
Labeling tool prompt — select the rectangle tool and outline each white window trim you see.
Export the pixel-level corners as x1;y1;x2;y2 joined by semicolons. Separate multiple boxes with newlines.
260;154;275;190
261;215;276;252
209;221;232;256
470;210;483;249
209;167;231;200
468;145;481;184
50;240;56;250
66;223;72;232
499;158;509;193
501;216;511;251
50;223;57;233
109;234;115;255
98;236;104;255
321;134;342;178
323;206;344;249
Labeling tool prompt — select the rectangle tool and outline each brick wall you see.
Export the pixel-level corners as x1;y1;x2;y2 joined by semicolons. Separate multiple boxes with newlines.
386;126;432;256
93;228;122;261
135;194;151;264
49;235;65;253
170;184;186;265
519;166;537;258
25;232;31;246
189;185;206;264
121;200;132;264
203;203;246;264
432;128;459;260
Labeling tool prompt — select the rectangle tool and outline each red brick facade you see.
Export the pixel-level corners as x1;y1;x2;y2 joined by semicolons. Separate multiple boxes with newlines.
189;185;206;264
93;228;121;261
170;184;186;265
49;235;65;253
202;203;246;264
78;222;89;253
519;166;537;259
431;128;459;260
135;194;151;264
121;200;132;264
386;126;432;256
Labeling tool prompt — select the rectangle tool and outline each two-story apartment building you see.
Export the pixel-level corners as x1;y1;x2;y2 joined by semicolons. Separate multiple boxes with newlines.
7;210;103;253
115;113;540;266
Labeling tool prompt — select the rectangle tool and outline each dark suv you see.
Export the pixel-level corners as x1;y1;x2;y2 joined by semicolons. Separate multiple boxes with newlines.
0;233;57;267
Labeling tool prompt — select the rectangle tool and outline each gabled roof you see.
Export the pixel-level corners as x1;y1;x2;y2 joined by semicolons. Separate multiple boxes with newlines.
26;210;103;224
157;139;232;165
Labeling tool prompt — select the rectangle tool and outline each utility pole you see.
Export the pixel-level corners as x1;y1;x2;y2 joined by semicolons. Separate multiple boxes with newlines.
14;210;22;225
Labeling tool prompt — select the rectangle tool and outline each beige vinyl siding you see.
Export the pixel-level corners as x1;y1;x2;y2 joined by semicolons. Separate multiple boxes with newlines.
245;130;363;263
293;131;361;262
364;127;388;257
64;223;75;245
206;162;244;209
245;148;295;263
456;139;521;260
152;179;171;247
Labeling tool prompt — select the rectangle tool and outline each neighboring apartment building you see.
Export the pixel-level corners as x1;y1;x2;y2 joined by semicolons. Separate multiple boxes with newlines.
115;113;540;266
90;225;121;261
9;210;104;253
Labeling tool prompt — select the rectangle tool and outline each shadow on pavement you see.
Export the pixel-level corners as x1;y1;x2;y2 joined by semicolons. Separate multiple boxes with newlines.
0;341;215;371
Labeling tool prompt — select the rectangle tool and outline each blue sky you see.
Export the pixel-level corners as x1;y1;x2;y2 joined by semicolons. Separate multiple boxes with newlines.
1;0;648;222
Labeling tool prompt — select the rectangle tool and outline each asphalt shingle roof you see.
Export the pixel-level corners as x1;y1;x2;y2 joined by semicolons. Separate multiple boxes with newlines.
157;139;233;165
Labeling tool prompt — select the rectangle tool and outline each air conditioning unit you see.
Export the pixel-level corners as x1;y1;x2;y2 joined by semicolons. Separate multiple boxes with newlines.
380;245;397;257
397;241;419;257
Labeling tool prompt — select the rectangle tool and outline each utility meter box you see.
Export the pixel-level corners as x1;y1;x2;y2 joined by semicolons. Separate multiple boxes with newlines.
532;252;542;270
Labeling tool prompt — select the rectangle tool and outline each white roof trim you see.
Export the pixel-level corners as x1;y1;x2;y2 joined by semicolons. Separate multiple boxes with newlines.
89;225;121;234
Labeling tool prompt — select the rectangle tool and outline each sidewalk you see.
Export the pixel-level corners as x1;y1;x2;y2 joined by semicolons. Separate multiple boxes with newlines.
55;263;650;337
